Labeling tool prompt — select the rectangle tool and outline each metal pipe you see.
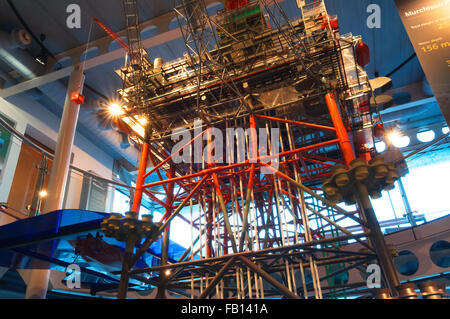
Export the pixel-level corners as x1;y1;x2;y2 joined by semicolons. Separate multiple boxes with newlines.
324;92;356;166
157;167;175;299
131;138;150;213
28;153;48;217
238;256;300;299
128;233;368;275
254;114;336;132
129;175;208;267
117;233;139;299
259;162;368;227
25;64;85;299
355;181;400;296
199;256;236;299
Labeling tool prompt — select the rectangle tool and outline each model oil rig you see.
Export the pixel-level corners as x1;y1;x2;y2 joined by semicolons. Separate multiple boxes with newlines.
99;0;408;299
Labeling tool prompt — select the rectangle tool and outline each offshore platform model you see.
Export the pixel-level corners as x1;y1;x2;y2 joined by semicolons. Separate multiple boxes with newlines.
99;0;410;299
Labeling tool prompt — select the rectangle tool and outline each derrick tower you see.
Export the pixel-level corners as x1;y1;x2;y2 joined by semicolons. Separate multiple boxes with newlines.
106;0;403;299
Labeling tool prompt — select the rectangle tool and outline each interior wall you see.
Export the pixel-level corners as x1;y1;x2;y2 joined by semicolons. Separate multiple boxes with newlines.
0;93;115;222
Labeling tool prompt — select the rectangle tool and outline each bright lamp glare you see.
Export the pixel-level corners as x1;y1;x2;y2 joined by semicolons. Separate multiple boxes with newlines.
375;141;386;153
108;103;125;116
132;124;145;137
138;117;148;126
39;190;48;198
388;131;410;148
443;126;449;134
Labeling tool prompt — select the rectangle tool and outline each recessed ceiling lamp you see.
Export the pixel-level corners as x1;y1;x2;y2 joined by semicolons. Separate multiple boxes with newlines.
108;103;125;117
387;131;410;148
417;130;435;143
443;126;449;134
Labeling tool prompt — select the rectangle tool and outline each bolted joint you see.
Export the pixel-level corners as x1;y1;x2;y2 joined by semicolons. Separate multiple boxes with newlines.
322;156;401;204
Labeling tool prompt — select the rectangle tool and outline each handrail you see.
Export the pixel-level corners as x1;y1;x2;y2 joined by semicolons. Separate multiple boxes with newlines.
0;115;133;190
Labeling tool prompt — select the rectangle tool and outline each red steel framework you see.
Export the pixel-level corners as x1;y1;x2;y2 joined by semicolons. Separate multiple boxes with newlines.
118;93;375;299
101;0;401;299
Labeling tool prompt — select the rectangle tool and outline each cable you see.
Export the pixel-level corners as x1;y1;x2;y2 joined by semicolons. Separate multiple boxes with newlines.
84;84;109;101
385;53;417;78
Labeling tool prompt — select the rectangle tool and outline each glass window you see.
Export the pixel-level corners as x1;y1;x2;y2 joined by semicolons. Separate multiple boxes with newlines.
111;189;130;214
371;187;406;223
401;160;450;222
375;141;386;153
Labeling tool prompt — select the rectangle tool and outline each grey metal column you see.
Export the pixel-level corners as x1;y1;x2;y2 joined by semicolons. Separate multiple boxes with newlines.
117;233;139;299
355;181;400;296
25;64;85;299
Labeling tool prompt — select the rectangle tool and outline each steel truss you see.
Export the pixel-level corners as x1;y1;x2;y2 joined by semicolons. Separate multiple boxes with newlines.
110;0;400;299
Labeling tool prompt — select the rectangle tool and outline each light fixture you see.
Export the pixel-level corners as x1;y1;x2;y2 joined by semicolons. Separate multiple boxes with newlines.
131;123;145;137
165;269;171;276
138;117;148;126
417;130;435;143
387;130;410;148
39;190;48;198
35;54;48;66
443;126;449;134
108;103;125;117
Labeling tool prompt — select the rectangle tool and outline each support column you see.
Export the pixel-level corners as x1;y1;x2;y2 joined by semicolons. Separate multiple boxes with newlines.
131;134;150;213
117;232;139;299
355;181;400;295
239;115;257;251
397;177;416;227
156;166;175;299
25;64;85;299
324;93;355;166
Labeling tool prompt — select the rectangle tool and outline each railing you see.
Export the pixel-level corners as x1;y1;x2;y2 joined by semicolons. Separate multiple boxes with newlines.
0;115;134;219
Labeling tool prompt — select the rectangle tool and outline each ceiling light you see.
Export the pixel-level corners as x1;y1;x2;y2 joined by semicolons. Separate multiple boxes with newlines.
417;130;435;143
388;131;410;148
39;190;48;198
108;103;125;116
131;124;145;137
443;126;449;134
138;117;148;126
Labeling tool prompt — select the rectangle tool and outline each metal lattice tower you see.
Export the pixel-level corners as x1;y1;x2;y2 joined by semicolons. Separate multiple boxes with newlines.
107;0;402;299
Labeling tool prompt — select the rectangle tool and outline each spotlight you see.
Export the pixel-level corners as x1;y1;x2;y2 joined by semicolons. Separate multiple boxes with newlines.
35;54;48;66
108;103;125;116
138;117;148;126
131;124;145;137
387;131;410;148
165;269;171;276
39;190;48;198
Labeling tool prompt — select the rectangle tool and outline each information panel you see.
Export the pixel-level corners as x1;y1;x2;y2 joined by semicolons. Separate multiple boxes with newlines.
394;0;450;125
